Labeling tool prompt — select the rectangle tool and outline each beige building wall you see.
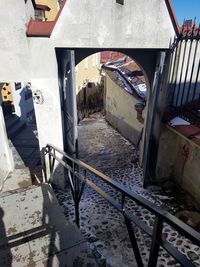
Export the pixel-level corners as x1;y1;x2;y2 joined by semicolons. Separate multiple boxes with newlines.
35;0;59;21
0;83;13;103
75;53;101;94
105;73;145;144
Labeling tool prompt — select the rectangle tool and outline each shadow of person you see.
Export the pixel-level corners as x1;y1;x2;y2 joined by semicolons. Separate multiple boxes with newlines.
0;207;13;267
41;184;61;267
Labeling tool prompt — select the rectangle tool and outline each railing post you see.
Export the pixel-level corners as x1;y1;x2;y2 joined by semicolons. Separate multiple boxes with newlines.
148;216;163;267
44;146;52;183
73;161;80;227
124;217;144;267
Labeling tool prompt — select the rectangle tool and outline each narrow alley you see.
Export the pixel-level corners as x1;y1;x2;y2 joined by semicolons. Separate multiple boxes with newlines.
54;113;200;267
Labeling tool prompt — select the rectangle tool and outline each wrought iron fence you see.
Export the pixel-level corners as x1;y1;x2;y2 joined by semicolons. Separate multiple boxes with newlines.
169;23;200;109
44;143;200;267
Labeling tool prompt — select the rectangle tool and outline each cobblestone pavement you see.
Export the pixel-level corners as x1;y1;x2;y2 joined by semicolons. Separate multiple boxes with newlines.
54;114;200;267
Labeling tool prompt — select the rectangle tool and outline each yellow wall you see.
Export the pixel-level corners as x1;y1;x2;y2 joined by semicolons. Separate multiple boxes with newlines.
105;73;145;144
75;53;101;94
35;0;59;21
0;83;13;103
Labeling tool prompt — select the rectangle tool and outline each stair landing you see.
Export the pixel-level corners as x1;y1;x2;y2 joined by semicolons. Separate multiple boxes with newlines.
0;184;98;267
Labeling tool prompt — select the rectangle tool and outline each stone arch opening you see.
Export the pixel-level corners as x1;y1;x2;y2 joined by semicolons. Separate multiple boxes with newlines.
75;50;148;147
56;48;157;169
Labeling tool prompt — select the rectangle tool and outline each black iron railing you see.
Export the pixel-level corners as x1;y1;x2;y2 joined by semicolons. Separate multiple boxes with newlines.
44;144;200;267
169;24;200;109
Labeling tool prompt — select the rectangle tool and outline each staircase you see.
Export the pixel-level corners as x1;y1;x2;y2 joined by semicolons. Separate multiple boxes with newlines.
0;183;100;267
4;114;26;139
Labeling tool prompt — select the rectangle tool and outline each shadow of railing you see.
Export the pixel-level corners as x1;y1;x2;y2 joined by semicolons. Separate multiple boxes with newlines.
44;143;200;267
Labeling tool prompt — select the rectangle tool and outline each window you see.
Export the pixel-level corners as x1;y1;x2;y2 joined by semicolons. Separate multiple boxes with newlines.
87;82;92;88
15;83;21;91
116;0;124;5
34;9;45;21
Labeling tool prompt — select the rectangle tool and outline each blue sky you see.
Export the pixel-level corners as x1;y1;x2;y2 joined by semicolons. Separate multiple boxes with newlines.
171;0;200;25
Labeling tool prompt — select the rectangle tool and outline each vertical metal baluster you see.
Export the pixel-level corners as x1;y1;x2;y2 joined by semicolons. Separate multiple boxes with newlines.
73;161;80;227
170;42;179;104
51;148;56;181
193;58;200;101
41;147;47;183
180;39;193;105
187;40;198;102
175;40;187;107
48;147;52;180
147;216;163;267
124;217;144;267
172;40;182;106
77;169;86;203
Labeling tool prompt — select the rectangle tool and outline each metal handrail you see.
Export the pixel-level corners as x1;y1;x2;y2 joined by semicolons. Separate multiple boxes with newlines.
44;143;200;267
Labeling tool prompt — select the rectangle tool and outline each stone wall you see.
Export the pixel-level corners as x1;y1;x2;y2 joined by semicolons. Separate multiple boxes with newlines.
105;73;145;145
156;125;200;204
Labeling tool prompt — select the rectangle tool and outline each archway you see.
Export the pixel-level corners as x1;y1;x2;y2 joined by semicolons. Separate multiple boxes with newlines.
56;48;166;186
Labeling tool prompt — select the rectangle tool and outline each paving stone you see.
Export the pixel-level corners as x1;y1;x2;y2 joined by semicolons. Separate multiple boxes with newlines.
54;114;200;267
0;184;98;267
0;243;31;267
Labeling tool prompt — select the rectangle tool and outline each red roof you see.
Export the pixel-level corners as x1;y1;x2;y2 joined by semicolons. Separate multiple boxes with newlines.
27;19;55;37
27;0;67;37
101;52;125;63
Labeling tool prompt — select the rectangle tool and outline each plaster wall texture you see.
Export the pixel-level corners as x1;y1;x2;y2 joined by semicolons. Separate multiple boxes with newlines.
28;38;65;189
28;39;63;152
156;126;200;204
25;0;35;22
105;73;145;144
0;0;31;81
52;0;175;49
0;106;14;189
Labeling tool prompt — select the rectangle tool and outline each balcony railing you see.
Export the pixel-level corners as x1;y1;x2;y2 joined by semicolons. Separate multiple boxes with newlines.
44;143;200;267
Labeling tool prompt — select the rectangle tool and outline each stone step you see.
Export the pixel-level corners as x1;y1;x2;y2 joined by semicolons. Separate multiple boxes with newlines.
0;184;100;267
7;120;26;139
4;114;20;131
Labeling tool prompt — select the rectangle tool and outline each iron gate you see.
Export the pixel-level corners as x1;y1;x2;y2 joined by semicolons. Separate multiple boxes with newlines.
168;22;200;126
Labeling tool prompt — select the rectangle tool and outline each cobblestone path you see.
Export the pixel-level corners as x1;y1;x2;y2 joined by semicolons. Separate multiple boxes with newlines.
54;114;200;267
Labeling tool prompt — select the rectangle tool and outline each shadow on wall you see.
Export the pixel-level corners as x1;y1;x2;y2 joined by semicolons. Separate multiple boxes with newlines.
77;78;104;122
1;82;42;184
18;83;36;124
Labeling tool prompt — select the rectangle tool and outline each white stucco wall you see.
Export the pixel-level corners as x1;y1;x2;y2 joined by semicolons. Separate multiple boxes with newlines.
0;106;14;189
0;0;31;81
25;0;35;23
28;38;63;151
52;0;176;49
